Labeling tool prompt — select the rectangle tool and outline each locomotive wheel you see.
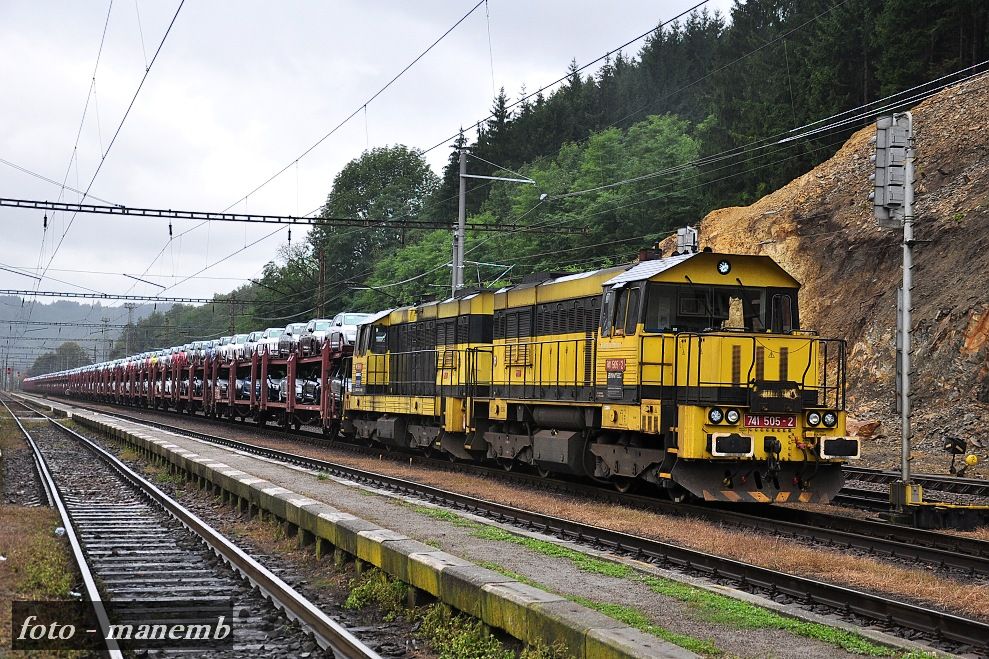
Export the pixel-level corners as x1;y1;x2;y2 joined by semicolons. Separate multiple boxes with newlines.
612;477;638;494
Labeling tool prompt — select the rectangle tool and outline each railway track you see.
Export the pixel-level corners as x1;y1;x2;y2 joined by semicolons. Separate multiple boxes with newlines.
28;395;989;654
31;395;989;577
844;465;989;498
0;397;379;658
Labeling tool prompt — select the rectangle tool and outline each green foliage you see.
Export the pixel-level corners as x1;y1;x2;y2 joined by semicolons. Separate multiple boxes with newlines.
417;604;512;659
641;576;895;656
518;641;570;659
28;341;92;376
469;525;634;578
570;595;721;656
308;145;440;312
344;568;408;621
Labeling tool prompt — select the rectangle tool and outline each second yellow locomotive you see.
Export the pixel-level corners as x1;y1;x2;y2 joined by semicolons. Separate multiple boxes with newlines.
345;247;858;503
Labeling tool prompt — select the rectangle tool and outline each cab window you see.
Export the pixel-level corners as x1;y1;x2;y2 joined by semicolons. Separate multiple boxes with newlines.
600;288;616;337
355;326;369;355
643;284;675;331
771;294;794;333
621;286;641;335
642;283;773;333
371;326;388;353
600;285;641;337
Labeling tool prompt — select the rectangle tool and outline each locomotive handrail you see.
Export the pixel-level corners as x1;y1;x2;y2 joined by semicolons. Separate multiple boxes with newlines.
650;331;846;410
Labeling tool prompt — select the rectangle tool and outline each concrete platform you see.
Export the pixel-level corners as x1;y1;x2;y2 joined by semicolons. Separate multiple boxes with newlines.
55;404;693;659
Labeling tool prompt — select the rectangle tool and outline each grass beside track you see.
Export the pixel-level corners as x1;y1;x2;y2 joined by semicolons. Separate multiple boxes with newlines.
0;409;79;656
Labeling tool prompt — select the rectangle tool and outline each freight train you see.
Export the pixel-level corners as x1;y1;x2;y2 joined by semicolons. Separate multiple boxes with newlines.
23;246;860;503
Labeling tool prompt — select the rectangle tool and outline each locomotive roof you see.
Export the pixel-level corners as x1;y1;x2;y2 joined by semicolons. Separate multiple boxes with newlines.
602;251;801;288
602;252;696;285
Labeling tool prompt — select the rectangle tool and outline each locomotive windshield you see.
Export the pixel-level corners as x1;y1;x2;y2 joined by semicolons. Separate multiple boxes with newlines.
639;283;797;333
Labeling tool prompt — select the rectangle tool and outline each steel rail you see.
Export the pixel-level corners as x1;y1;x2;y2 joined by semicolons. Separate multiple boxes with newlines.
20;394;989;575
843;465;989;498
0;397;123;658
9;399;379;659
44;399;989;651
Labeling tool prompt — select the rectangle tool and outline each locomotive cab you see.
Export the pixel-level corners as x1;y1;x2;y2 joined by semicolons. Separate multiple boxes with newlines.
593;251;856;502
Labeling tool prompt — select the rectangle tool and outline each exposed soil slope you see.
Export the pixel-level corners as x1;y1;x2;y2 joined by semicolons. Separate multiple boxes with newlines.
669;73;989;472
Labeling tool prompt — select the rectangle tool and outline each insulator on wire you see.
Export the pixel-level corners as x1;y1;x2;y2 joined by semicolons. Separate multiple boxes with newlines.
43;213;48;229
168;221;173;238
288;227;292;245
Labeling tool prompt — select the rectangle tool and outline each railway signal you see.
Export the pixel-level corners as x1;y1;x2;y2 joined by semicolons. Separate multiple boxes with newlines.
870;114;912;229
871;112;919;516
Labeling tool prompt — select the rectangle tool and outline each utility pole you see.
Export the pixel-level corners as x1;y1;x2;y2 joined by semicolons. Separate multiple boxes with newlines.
317;250;326;317
870;112;917;513
100;316;110;362
229;295;237;335
452;138;536;297
453;143;467;296
123;302;138;354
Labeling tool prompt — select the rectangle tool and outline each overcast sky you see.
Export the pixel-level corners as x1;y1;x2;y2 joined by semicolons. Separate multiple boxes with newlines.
0;0;733;332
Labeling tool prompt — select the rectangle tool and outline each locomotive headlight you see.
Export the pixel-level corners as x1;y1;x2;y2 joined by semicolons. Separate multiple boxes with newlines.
708;407;724;424
822;411;838;428
806;411;821;427
725;408;740;425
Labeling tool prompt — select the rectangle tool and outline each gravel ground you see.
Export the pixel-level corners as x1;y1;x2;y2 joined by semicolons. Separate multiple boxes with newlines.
89;431;436;658
1;418;45;506
31;423;335;658
73;413;916;659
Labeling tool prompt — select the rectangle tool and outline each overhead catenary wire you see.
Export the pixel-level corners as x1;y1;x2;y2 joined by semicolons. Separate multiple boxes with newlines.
0;289;248;304
419;0;854;214
0;158;117;206
26;6;983;357
119;0;494;308
420;0;709;158
220;0;487;215
42;0;186;279
15;0;185;356
11;0;116;365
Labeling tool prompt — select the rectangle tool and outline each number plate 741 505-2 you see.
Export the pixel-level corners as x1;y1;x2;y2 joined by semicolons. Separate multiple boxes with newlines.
744;414;796;428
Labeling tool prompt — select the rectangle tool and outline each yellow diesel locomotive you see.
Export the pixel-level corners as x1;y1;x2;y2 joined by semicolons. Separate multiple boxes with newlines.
345;249;858;503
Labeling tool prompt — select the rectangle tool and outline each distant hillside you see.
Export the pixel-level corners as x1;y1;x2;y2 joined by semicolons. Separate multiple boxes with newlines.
0;297;164;368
